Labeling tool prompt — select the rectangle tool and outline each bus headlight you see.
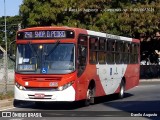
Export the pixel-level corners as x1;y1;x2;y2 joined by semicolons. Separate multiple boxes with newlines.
57;81;74;91
15;82;26;90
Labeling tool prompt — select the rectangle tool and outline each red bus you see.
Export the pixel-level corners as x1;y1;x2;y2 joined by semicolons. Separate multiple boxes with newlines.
10;26;140;106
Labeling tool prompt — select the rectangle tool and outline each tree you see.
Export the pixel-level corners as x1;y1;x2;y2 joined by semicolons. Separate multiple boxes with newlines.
20;0;74;27
18;0;160;64
0;16;22;49
20;0;160;39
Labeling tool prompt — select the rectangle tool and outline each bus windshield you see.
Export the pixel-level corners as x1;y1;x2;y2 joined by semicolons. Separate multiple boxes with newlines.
16;43;75;74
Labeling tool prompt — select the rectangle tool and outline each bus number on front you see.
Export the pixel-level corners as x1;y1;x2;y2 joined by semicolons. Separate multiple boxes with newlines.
24;32;33;38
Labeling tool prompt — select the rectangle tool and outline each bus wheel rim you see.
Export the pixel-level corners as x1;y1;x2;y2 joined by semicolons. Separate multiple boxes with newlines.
120;85;124;96
87;89;91;100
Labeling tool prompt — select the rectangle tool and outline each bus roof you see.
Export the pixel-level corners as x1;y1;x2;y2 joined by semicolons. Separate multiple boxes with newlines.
18;26;139;42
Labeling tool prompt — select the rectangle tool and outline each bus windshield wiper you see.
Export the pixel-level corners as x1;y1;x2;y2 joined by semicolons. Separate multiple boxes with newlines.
28;42;38;58
46;40;60;57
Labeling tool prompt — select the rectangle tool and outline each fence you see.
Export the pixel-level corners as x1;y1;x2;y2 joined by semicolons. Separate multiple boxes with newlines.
0;54;14;93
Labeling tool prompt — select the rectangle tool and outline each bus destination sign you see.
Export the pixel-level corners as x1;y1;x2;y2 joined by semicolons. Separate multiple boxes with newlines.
25;31;65;39
17;30;74;39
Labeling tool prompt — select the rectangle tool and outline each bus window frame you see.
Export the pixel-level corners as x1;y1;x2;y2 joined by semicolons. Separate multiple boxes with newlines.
77;34;88;77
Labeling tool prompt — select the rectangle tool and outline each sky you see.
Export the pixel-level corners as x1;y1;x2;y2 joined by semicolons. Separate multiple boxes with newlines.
0;0;23;17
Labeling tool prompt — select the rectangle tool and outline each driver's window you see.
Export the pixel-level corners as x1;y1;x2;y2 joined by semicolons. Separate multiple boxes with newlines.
77;35;88;77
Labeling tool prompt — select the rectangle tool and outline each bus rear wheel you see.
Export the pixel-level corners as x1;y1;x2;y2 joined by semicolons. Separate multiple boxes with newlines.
118;80;125;99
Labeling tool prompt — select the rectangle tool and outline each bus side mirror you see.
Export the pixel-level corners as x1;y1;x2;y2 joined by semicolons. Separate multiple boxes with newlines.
9;40;16;62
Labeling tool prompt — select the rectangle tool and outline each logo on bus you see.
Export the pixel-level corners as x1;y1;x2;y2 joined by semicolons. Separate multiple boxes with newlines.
42;68;48;74
49;82;58;87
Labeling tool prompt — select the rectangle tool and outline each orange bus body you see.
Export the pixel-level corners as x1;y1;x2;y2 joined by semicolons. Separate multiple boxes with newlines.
14;26;140;103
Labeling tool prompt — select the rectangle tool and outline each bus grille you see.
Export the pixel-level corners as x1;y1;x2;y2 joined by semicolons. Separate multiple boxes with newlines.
25;87;57;91
28;94;52;99
21;76;62;81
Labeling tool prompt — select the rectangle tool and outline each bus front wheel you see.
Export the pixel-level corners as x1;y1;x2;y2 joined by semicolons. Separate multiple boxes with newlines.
84;86;95;106
13;99;19;107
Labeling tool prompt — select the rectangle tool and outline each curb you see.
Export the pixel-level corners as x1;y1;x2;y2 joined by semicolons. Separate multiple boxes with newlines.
0;83;14;85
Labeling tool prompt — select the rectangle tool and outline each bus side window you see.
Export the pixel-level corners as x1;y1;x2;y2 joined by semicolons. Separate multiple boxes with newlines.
98;52;106;64
130;43;134;64
115;41;121;64
119;42;124;63
89;51;97;64
90;37;95;50
124;42;129;64
98;38;106;64
78;35;88;77
89;37;98;64
106;40;115;64
99;38;105;50
95;38;99;50
134;44;139;63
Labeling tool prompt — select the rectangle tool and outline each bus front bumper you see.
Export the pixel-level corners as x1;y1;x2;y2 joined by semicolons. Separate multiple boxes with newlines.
14;86;75;102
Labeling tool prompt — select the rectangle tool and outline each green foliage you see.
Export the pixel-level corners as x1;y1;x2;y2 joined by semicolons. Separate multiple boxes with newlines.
0;16;22;49
19;0;159;39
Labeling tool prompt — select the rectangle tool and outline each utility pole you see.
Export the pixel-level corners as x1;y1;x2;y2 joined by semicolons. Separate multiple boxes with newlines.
4;0;8;94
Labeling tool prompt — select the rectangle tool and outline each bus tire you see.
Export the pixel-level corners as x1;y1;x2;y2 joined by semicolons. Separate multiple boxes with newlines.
118;80;125;99
13;99;19;107
84;85;95;106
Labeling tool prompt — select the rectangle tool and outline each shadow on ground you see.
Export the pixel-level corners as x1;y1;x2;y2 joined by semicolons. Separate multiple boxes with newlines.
13;93;160;119
13;93;133;110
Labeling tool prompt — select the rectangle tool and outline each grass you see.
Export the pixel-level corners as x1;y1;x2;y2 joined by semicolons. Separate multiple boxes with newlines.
0;91;14;100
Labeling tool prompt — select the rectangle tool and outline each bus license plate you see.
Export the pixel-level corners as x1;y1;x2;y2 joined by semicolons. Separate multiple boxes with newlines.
34;93;45;98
